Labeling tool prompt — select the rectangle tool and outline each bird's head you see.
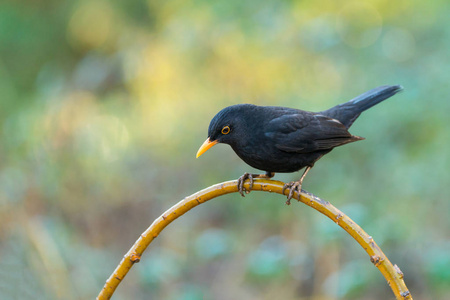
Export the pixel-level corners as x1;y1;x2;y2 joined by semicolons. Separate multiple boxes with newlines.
196;104;253;158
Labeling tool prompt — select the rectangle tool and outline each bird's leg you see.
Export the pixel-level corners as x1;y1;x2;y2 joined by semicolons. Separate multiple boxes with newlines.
237;171;275;197
282;166;312;205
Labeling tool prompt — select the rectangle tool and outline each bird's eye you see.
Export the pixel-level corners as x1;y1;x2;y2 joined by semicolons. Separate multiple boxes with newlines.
221;126;231;135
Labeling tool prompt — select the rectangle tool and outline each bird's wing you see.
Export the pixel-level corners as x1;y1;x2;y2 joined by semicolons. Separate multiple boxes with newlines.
265;113;361;153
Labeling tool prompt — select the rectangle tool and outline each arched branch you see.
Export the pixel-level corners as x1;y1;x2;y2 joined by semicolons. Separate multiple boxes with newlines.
97;179;412;300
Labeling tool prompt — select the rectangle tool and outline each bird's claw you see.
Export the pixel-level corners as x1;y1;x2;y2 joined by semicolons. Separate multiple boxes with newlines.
282;181;302;205
237;172;254;197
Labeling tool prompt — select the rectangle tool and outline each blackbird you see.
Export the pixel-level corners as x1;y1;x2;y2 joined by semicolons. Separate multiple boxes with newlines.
196;85;403;204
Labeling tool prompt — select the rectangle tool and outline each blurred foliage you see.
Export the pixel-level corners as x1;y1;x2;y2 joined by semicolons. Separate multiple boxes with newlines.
0;0;449;299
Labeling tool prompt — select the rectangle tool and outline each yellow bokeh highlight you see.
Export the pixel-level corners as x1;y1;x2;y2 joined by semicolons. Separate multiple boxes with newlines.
336;2;382;48
67;0;117;50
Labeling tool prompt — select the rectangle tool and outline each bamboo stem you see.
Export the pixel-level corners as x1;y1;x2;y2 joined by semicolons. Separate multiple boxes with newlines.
97;179;412;300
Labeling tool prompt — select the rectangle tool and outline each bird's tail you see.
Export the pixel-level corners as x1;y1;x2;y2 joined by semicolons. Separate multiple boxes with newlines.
320;85;403;128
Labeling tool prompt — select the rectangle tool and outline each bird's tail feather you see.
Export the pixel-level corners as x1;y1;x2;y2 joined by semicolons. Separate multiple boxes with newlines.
320;85;403;128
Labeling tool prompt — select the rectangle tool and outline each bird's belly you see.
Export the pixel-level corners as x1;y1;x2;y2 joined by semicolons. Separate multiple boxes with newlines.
235;146;329;173
243;155;307;173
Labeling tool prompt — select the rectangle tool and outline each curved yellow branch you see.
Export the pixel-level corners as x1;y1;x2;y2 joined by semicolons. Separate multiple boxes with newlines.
97;179;412;300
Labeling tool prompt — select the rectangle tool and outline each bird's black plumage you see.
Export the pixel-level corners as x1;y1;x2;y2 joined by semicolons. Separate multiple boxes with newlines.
197;85;403;202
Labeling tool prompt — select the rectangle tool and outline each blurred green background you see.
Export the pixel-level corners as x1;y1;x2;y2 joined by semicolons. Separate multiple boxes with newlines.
1;0;449;299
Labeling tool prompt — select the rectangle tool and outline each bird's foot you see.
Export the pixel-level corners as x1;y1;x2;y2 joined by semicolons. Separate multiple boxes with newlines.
237;172;274;197
282;181;303;205
237;173;254;197
282;166;311;205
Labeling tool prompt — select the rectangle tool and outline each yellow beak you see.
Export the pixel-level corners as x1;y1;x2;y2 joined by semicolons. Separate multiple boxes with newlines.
196;138;218;158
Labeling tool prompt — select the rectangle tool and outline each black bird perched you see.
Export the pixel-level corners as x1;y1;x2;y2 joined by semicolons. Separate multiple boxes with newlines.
196;85;403;204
